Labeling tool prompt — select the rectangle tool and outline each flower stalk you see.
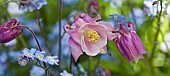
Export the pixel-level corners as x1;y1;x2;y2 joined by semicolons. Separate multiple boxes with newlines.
16;25;49;76
29;1;52;54
58;0;62;71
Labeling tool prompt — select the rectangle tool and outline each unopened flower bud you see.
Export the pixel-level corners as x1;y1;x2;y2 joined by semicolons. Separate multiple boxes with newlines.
18;57;27;67
0;18;23;43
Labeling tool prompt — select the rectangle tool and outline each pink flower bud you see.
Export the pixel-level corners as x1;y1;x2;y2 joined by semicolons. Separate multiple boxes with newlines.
0;18;23;43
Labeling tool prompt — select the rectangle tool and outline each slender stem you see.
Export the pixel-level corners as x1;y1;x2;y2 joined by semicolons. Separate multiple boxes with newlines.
16;25;49;76
94;55;101;71
70;54;73;73
151;0;163;59
19;26;42;51
88;56;91;76
92;55;101;76
149;0;163;74
58;0;62;71
29;1;52;54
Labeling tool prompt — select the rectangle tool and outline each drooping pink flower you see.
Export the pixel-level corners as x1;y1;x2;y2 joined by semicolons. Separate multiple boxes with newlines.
128;22;147;55
0;18;23;43
114;23;147;63
64;13;118;61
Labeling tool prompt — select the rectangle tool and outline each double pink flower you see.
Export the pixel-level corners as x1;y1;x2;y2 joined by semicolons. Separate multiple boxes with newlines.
64;13;118;61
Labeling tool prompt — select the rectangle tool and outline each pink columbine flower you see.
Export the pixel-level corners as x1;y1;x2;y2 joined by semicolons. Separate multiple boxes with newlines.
128;22;147;55
114;22;147;63
0;18;23;43
64;13;118;61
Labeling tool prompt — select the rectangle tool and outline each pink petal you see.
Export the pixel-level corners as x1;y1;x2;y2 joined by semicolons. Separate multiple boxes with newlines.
98;22;116;31
121;36;140;63
98;22;120;40
64;24;81;44
114;37;132;62
130;32;147;54
81;36;100;56
73;18;88;28
68;37;83;62
99;46;107;54
94;31;107;48
128;22;147;54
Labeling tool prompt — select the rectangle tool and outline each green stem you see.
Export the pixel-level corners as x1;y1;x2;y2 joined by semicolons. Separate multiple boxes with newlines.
151;0;163;59
93;55;101;76
70;54;73;73
88;56;91;76
149;0;163;75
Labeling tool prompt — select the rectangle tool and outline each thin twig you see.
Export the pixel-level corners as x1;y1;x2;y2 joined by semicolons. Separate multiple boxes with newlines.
58;0;62;71
29;1;52;54
70;54;73;73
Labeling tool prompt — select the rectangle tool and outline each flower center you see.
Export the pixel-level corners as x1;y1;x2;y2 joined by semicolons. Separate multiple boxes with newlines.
87;30;100;42
39;56;43;59
28;53;32;57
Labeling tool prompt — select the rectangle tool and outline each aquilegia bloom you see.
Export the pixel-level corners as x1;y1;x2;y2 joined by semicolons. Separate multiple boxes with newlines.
19;0;47;12
64;13;118;61
0;18;23;43
114;22;147;63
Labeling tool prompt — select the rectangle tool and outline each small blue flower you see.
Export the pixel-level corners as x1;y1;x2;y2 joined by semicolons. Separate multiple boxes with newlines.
22;48;36;60
30;65;45;76
35;51;45;61
19;0;47;12
60;70;73;76
43;56;59;65
110;14;128;28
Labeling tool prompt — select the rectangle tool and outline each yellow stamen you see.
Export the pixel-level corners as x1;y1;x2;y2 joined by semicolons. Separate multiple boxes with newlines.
87;30;100;42
28;53;32;57
39;56;43;59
